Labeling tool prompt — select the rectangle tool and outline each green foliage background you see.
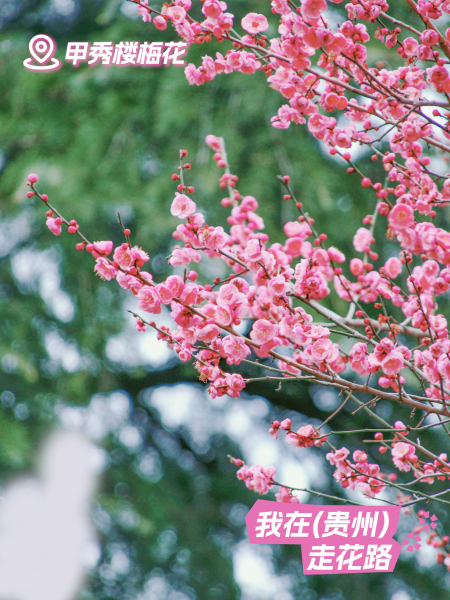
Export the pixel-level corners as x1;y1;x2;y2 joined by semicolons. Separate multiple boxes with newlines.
1;1;450;599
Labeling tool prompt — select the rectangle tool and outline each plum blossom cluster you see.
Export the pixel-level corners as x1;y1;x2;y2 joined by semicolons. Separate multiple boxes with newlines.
374;421;450;484
234;458;277;495
28;110;450;556
230;456;300;503
28;107;450;555
27;0;450;570
326;447;386;497
270;417;327;447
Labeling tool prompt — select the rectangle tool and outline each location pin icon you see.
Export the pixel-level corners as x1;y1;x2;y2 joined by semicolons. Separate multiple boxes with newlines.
23;34;61;71
29;35;55;64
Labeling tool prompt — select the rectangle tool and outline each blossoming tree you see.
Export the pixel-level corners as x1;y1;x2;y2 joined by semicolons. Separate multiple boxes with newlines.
26;0;450;567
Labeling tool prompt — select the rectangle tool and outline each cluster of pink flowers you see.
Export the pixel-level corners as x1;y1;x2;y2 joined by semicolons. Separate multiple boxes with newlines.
326;447;386;498
230;456;300;503
29;121;450;495
234;458;276;495
270;418;327;448
27;0;450;569
374;422;450;484
349;338;412;391
28;113;450;561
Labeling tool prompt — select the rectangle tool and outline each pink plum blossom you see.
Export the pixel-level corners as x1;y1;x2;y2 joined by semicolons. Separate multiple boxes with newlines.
94;257;117;281
381;351;405;377
241;13;268;34
222;335;251;364
137;287;162;314
114;244;135;269
167;6;186;23
92;240;113;257
384;257;402;279
236;463;276;494
46;217;62;236
250;319;277;344
388;204;415;230
135;318;147;332
301;0;327;21
392;442;418;472
353;227;374;253
275;487;299;503
200;226;228;250
171;194;197;219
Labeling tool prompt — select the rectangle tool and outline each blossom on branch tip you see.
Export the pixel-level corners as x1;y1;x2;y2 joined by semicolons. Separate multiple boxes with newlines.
171;193;197;219
269;421;280;438
236;463;276;494
205;135;221;151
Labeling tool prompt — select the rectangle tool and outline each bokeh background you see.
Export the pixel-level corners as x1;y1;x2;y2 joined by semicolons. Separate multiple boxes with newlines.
1;1;450;599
